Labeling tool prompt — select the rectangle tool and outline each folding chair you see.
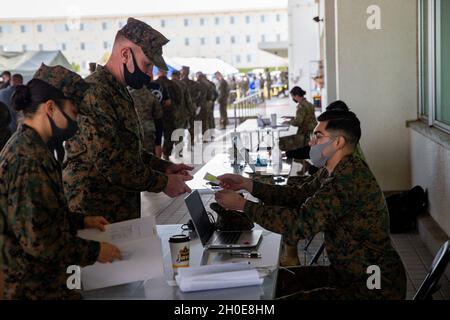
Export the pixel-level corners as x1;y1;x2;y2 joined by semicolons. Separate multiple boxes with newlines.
413;240;450;300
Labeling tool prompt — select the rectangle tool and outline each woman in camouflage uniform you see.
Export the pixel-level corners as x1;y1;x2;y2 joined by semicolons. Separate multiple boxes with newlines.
279;87;317;152
0;64;121;300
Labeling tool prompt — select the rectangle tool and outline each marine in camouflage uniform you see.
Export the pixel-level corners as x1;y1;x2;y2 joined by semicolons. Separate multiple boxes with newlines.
171;71;195;154
216;72;230;129
155;71;183;159
279;97;317;152
195;75;210;136
129;86;163;154
63;18;172;223
243;154;407;300
0;65;100;299
180;66;203;144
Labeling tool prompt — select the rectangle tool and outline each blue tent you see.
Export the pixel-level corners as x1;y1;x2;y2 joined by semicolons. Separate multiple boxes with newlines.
152;64;177;77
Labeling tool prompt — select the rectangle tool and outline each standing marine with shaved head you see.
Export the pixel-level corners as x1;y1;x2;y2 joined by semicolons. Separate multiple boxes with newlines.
63;18;193;223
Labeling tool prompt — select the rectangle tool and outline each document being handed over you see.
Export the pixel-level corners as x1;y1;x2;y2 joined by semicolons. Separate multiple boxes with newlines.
77;216;164;291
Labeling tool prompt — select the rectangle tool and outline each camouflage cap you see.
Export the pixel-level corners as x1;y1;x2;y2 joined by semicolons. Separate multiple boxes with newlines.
119;17;169;71
33;64;89;106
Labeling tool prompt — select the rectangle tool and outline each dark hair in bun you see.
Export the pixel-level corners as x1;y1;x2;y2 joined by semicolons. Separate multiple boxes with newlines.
12;85;34;112
12;79;65;116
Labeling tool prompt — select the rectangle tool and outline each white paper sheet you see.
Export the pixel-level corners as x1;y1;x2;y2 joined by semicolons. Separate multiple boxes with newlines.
175;263;263;293
77;216;164;291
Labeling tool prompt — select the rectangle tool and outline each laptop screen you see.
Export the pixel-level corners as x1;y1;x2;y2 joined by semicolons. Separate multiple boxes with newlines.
185;191;216;246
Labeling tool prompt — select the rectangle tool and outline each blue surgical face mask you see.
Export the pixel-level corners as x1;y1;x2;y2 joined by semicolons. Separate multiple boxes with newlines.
309;139;337;168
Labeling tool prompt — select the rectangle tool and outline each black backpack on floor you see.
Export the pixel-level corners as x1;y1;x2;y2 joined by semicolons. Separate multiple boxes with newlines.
386;186;428;234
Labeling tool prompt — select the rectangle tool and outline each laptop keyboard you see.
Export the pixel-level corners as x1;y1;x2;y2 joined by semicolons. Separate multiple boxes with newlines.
214;232;242;245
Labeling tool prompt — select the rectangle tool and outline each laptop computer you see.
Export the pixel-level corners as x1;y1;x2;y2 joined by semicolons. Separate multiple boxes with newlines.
185;190;263;250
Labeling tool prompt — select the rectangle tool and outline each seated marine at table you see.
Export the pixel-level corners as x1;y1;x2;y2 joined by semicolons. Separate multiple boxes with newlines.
214;110;407;300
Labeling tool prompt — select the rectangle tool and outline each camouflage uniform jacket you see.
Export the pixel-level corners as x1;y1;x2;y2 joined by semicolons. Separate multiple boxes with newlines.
155;76;182;124
244;154;406;297
130;87;163;152
217;79;230;104
172;79;195;127
291;98;317;137
0;125;100;299
63;65;170;223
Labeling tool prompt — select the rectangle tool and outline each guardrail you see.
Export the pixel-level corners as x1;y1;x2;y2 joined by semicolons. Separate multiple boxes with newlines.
232;91;265;130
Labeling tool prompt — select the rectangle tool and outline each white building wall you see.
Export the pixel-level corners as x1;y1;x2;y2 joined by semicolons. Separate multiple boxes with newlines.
0;10;288;74
287;0;320;100
330;0;418;191
411;129;450;236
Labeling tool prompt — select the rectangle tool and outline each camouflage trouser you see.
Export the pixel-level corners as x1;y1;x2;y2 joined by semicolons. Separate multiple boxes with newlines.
207;101;215;130
197;105;210;135
163;122;176;157
279;134;308;152
276;266;406;300
219;100;228;126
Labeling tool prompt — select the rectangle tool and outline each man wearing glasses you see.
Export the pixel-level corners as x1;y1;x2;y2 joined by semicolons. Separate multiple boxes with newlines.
214;110;407;300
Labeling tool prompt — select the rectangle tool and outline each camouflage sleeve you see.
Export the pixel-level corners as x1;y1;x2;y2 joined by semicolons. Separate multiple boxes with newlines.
244;177;341;245
142;151;171;172
7;159;100;267
250;173;323;207
81;92;168;193
291;106;306;128
185;88;195;118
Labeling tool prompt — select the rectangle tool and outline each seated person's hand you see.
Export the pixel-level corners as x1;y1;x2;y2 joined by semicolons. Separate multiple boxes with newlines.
97;242;122;263
215;190;246;211
84;216;109;231
164;174;192;198
217;174;252;192
166;163;194;180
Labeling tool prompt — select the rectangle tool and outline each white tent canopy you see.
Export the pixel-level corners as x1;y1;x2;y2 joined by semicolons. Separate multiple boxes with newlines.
0;50;73;82
165;57;239;76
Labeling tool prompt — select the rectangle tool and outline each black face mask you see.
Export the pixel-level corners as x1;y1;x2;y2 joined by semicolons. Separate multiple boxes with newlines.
47;107;78;146
123;49;151;89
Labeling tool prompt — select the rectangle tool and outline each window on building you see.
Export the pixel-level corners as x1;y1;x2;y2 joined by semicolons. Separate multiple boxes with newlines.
245;16;251;24
185;38;190;46
20;25;28;33
61;43;67;51
103;41;109;49
261;15;266;23
246;35;251;43
22;44;27;51
231;36;236;44
0;25;12;34
38;44;44;51
0;45;3;51
215;17;220;25
200;17;205;26
80;42;86;50
420;0;450;129
216;36;221;45
230;16;235;24
261;35;266;43
161;20;166;28
235;55;241;64
184;19;189;27
247;54;252;63
277;34;281;42
276;14;281;22
102;22;111;30
37;24;43;32
200;37;206;45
